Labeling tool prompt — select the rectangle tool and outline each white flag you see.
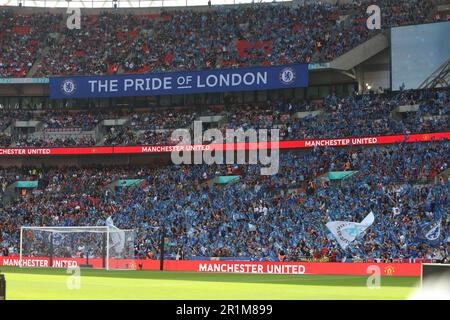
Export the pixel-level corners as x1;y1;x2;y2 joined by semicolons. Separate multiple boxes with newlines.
326;212;375;249
106;216;125;255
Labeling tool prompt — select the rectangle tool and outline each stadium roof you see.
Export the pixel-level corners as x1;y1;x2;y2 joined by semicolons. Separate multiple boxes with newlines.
0;0;291;9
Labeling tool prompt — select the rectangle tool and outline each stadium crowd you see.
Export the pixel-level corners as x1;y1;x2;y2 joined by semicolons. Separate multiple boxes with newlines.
0;10;60;77
0;89;448;148
0;0;438;78
13;134;96;148
0;141;448;262
0;0;448;264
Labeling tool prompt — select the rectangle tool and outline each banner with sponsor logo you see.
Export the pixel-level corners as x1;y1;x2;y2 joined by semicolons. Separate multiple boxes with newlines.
49;64;308;99
0;256;421;276
0;132;448;157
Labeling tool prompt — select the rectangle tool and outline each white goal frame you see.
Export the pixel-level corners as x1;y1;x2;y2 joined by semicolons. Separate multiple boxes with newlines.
19;226;135;270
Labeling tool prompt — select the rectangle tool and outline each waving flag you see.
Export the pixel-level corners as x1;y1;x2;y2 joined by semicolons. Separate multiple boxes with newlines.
106;216;125;255
326;212;375;249
417;220;443;246
426;223;441;241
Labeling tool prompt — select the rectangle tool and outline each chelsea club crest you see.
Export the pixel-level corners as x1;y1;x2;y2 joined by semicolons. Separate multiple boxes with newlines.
60;79;77;96
279;67;296;85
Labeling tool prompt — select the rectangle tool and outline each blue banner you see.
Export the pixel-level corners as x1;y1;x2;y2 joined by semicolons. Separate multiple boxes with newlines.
49;64;308;99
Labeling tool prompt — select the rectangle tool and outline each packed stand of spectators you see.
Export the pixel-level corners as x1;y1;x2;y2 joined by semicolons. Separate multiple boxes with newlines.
130;108;198;130
284;89;449;140
0;111;13;133
1;0;438;77
0;10;61;77
223;89;449;140
0;109;32;132
117;0;435;74
38;110;116;131
0;89;448;148
134;130;179;146
75;89;450;146
14;134;96;147
1;141;448;262
399;90;450;134
34;13;154;77
0;108;35;147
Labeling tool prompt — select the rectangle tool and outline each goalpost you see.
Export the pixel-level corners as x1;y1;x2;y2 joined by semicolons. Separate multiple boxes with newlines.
19;226;135;270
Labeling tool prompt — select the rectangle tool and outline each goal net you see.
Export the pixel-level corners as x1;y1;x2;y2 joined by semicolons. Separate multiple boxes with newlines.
19;226;136;270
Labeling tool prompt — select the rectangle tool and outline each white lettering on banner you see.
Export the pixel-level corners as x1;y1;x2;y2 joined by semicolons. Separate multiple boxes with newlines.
0;149;26;155
304;137;378;147
148;78;161;90
141;145;211;153
164;77;172;89
305;139;350;147
0;133;446;157
219;74;229;86
266;264;306;274
352;137;377;145
26;148;51;155
198;263;306;274
93;78;174;93
232;74;241;86
1;257;78;268
0;148;51;155
2;258;49;267
243;73;255;85
197;72;267;88
207;75;217;87
135;79;145;91
110;80;118;92
124;79;134;91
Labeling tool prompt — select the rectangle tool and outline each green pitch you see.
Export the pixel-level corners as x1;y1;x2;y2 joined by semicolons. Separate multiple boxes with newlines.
1;266;419;300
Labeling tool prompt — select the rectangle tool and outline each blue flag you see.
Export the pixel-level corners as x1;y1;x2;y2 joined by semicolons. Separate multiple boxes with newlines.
417;220;443;247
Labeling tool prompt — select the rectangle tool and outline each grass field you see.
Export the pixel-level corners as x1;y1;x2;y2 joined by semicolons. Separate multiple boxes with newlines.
0;266;420;300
